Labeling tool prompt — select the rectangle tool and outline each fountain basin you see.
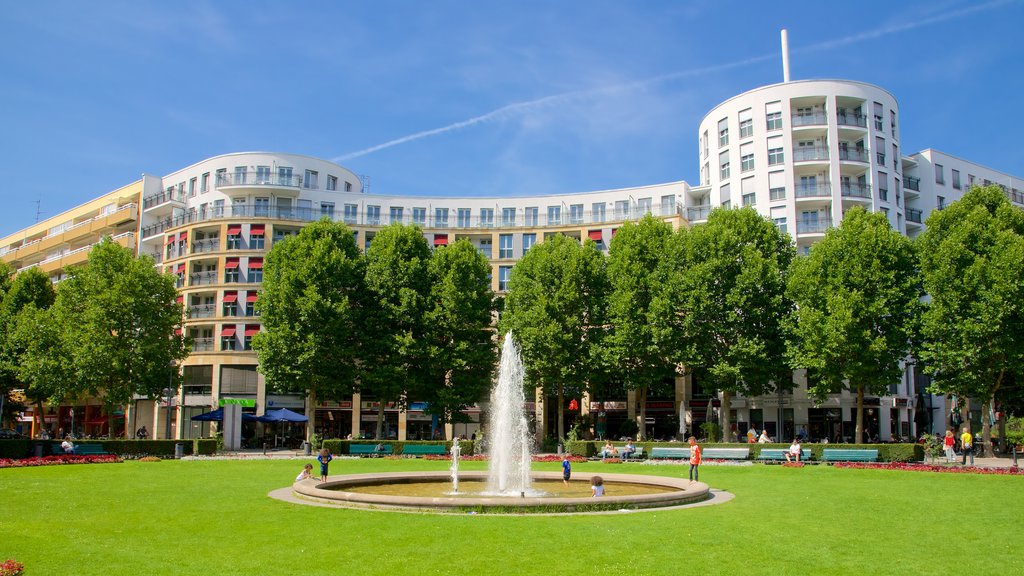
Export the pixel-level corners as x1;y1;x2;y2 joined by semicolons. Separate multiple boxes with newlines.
292;471;710;514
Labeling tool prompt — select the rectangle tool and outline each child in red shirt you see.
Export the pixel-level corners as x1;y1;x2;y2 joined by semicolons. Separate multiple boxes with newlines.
688;436;702;483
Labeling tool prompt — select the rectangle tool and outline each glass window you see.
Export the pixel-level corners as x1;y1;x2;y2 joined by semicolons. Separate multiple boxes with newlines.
742;193;756;207
321;202;335;219
717;118;729;147
766;111;782;131
250;230;264;250
480;208;494;227
614;200;630;219
741;152;754;172
524;207;538;226
768;147;784;165
569;204;583;224
498;266;512;291
773;217;787;234
201;172;210;192
637;197;652;215
390;206;404;224
952;169;961;190
256;166;271;184
522;233;537;252
660;195;675;215
457;208;471;227
303;169;318;189
719;151;730;179
547;206;561;225
366;205;380;225
502;207;516;226
278;167;293;185
935;164;944;185
499;234;513;258
435;207;449;226
591;203;606;222
770;186;786;201
412;207;426;225
739;118;753;138
343;203;358;224
327;175;337;191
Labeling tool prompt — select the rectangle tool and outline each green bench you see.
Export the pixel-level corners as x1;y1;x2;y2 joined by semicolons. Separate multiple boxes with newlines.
703;448;750;460
649;447;691;459
619;446;644;460
52;443;108;456
821;449;878;462
349;444;393;457
402;445;448;457
759;448;812;462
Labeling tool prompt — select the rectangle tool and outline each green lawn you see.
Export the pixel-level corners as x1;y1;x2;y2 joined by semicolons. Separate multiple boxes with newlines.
2;458;1020;575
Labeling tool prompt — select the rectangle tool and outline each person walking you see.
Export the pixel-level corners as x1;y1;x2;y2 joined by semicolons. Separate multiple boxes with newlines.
960;427;974;466
687;436;702;484
943;429;956;463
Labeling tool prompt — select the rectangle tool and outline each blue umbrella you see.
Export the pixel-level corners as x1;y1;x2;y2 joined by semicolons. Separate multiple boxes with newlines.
257;408;308;423
190;408;258;422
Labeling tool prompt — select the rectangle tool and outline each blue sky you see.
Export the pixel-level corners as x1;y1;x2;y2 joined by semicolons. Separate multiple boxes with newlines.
1;0;1021;237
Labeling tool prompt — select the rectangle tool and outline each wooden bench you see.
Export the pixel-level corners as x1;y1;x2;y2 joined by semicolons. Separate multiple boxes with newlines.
703;448;750;460
349;444;393;457
759;448;812;462
649;447;690;459
52;443;108;456
821;449;878;462
402;444;448;457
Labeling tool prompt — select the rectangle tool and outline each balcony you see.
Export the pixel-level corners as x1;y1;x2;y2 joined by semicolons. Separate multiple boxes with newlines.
188;304;216;319
838;148;870;163
686;205;711;222
189;271;219;286
904;177;920;192
216;173;303;196
797;218;833;235
791;112;828;127
794;182;832;199
793;147;830;162
143;190;186;213
837;113;868;128
840;183;872;199
907;208;923;224
191;337;214;352
192;238;220;253
18;232;135;274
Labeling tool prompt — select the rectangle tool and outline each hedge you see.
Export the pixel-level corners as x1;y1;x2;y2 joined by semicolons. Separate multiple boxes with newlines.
566;440;923;462
320;439;475;456
0;438;217;458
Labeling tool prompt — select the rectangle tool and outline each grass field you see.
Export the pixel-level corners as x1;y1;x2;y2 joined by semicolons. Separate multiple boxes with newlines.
2;458;1021;575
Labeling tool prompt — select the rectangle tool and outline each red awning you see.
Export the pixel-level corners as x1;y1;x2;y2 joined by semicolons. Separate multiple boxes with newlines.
248;259;263;269
166;234;176;244
221;326;236;337
588;230;603;241
178;231;188;241
223;292;238;303
433;234;448;246
246;293;259;303
244;325;260;336
175;264;185;273
225;258;239;269
249;224;265;235
226;224;242;235
176;295;184;304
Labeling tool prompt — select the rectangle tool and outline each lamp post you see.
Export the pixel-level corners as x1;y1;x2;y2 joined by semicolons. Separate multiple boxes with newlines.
165;361;177;440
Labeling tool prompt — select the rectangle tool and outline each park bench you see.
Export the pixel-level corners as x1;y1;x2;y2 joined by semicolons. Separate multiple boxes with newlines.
759;448;812;462
349;444;393;457
703;448;750;460
649;447;690;459
51;443;108;456
821;449;878;462
402;444;448;457
618;446;645;460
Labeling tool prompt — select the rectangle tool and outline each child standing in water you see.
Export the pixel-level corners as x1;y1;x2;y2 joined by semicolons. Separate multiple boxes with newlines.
688;436;702;483
317;448;333;483
561;454;571;486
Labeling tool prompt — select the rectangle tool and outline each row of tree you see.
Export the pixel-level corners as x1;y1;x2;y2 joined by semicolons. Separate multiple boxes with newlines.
253;220;497;440
0;241;189;434
499;186;1023;456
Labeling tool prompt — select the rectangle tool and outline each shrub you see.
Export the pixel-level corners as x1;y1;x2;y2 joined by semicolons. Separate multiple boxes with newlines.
0;440;32;459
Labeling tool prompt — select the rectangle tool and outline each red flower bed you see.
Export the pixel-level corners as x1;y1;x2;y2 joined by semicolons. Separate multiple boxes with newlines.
0;559;25;576
0;454;123;468
834;462;1023;475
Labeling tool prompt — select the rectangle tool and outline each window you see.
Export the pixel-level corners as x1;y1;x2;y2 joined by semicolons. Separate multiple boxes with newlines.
250;228;265;250
766;111;782;131
719;151;730;179
637;197;652;215
220;365;258;394
480;208;494;227
891;110;897;137
245;298;256;318
253;166;269;184
524;207;538;226
739;109;753;138
221;328;237;351
935;164;945;185
701;162;709;185
952;169;961;190
878;171;889;201
457;208;471;227
366;205;380;225
569;204;584;224
344;180;352;192
201;172;210;192
522;233;537;252
234;166;247;185
478;238;492;258
189;177;197;197
278;167;293;185
770;186;786;201
227;228;242;250
223;292;238;317
327;175;338;191
343;203;358;224
412;207;426;225
224;262;240;283
303;169;318;189
720;183;731;205
718;118;729;147
232;197;246;216
742;193;756;207
937;196;946;210
254;197;269;217
547;205;561;225
499;234;513;258
769;171;786;201
390;206;404;224
248;259;263;283
215;168;227;187
591;203;606;222
722;200;731;210
502;207;516;226
661;195;675;215
213;199;224;217
435;207;449;227
773;217;787;234
498;266;512;291
768;146;784;165
614;200;630;219
740;143;754;172
701;130;708;159
874;102;884;131
321;202;335;219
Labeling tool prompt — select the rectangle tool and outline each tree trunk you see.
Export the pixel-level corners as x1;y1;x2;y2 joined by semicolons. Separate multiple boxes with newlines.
306;388;317;443
721;390;733;442
982;396;994;458
997;411;1007;456
36;400;46;438
636;386;648;441
557;387;564;442
855;384;864;444
376;402;385;440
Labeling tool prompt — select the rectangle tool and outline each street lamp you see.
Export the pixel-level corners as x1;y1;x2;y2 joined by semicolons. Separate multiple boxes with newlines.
165;361;177;440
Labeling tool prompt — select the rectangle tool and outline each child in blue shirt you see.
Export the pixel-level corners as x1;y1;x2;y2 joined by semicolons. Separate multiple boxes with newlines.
562;454;571;486
317;448;333;483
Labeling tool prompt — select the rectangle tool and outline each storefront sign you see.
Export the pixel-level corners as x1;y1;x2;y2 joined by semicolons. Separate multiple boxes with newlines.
219;398;256;407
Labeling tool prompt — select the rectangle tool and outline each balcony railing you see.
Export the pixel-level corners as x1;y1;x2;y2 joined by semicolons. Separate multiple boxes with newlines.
216;173;303;188
840;183;872;199
837;113;868;128
796;218;833;234
143;190;187;210
189;271;219;286
838;148;869;162
685;205;711;221
791;112;828;127
188;304;216;319
191;338;214;352
793;147;830;162
905;177;920;191
192;239;220;253
794;183;832;198
906;209;923;223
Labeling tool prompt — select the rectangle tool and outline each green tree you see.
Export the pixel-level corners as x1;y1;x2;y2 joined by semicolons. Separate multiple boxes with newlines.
500;234;608;441
253;219;365;442
361;223;433;439
52;238;189;428
606;215;677;439
667;207;795;442
787;207;920;443
916;185;1024;457
422;239;497;437
0;267;57;431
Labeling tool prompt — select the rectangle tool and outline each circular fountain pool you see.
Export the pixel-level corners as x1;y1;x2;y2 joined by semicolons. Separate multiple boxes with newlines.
291;471;710;514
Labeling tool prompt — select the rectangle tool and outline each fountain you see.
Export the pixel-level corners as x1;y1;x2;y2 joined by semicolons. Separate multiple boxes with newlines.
286;332;713;513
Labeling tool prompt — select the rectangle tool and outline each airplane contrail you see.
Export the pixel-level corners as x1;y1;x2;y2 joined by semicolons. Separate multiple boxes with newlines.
333;0;1014;163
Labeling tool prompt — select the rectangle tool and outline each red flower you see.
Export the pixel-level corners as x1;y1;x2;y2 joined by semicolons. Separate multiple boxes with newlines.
0;559;25;576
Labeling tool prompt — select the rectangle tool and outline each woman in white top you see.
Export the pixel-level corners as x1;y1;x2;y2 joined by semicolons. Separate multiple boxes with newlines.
758;430;772;444
785;439;802;462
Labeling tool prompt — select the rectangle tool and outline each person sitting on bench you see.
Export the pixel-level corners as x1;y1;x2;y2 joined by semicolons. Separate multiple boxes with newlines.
601;440;618;459
621;439;636;460
785;438;802;462
61;437;76;455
